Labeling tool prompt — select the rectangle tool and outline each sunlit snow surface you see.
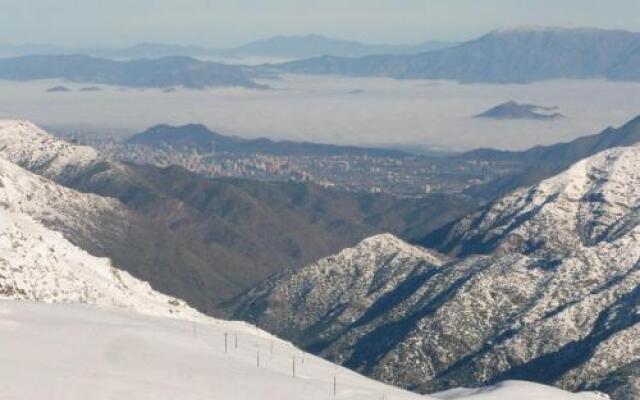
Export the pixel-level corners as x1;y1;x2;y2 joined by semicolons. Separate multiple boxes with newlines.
0;301;607;400
433;381;608;400
0;301;425;400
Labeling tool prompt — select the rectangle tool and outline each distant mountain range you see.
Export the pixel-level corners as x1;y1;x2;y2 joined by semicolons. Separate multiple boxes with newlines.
228;34;455;59
0;55;264;89
0;35;456;60
454;114;640;200
475;101;564;120
4;28;640;87
272;27;640;83
126;123;410;157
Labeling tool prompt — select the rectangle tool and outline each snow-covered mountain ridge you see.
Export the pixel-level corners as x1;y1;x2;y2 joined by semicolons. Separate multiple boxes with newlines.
0;120;100;180
232;145;640;399
0;207;199;319
441;144;640;256
0;154;129;249
0;119;476;309
232;234;446;346
0;153;198;319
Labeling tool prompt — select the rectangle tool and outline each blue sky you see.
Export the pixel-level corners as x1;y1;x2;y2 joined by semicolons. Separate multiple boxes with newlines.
1;0;639;46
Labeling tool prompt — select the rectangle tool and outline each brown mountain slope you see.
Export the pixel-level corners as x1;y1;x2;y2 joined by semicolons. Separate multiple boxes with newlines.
0;120;475;314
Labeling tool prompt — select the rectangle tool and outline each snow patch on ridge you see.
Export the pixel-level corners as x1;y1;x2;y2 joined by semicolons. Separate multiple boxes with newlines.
0;205;198;320
0;120;99;175
433;380;608;400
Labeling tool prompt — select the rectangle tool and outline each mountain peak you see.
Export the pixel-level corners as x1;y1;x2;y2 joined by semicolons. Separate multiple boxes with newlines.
347;233;446;265
126;123;229;153
278;25;640;83
475;101;564;120
355;233;445;263
358;232;411;246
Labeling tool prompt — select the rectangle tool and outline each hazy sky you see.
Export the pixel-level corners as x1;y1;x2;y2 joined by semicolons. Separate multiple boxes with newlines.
1;0;640;47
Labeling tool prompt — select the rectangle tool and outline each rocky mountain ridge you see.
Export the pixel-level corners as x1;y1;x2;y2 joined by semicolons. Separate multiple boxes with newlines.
230;234;447;347
0;55;264;89
231;144;640;399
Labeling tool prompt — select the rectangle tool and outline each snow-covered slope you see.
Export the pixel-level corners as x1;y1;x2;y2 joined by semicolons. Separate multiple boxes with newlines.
0;147;422;398
0;120;100;180
0;153;203;319
0;184;604;400
0;300;426;400
0;158;425;399
0;154;130;250
232;145;640;399
0;122;247;310
0;206;197;319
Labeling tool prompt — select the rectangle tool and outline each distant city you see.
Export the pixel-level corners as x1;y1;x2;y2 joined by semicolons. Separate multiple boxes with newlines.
90;139;519;197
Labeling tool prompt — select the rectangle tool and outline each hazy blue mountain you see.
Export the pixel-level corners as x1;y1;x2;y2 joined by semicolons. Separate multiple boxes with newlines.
274;27;640;83
607;43;640;81
0;55;264;89
233;34;455;58
78;86;102;92
45;85;71;93
0;36;456;60
475;101;564;120
126;123;410;157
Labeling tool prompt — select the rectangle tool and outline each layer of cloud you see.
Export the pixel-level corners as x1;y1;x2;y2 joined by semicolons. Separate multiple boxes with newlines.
0;76;639;151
